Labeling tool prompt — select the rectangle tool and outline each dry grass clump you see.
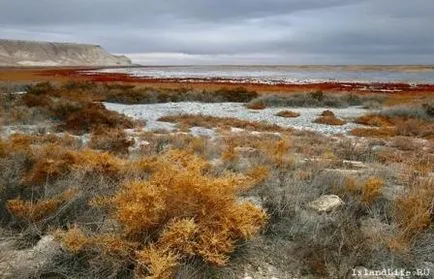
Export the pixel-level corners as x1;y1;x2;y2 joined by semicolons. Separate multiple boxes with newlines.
7;133;80;149
319;110;335;117
22;82;137;134
57;150;267;277
0;138;7;157
341;176;384;205
24;82;55;95
353;106;434;139
212;87;259;103
394;118;434;138
89;127;135;155
134;132;208;157
23;144;78;184
62;103;135;134
7;189;77;222
352;120;434;139
314;115;346;126
221;141;238;163
355;114;394;127
314;111;346;126
247;92;385;108
361;177;384;205
390;136;419;151
275;110;300;118
53;81;257;104
389;178;434;252
246;100;267;110
350;127;397;138
56;226;89;254
16;141;125;185
264;137;294;168
158;114;288;132
105;85;258;104
1;93;48;125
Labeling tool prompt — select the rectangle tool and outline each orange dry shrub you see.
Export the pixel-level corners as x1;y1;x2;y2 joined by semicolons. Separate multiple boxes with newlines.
23;144;79;184
342;176;384;205
135;245;179;279
5;133;80;149
24;144;126;185
56;226;89;254
158;114;287;132
320;110;335;117
245;166;270;184
355;114;394;127
66;150;267;277
260;136;294;168
8;133;33;148
72;149;126;176
389;178;434;253
7;189;77;222
361;177;384;205
275;110;300;118
313;115;346;126
57;228;135;258
344;176;359;194
92;234;133;258
350;127;396;138
354;113;434;138
221;141;238;163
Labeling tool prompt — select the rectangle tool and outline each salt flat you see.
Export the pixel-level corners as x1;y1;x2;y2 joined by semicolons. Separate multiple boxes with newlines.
104;102;368;134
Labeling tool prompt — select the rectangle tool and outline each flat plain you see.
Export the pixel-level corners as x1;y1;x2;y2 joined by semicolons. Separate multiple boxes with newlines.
0;67;433;279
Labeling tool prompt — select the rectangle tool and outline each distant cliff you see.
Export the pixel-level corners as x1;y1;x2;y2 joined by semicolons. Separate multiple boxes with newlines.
0;39;132;67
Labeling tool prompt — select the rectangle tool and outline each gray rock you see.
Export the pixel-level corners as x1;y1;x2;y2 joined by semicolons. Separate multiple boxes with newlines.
190;126;216;138
322;168;364;176
308;195;344;213
342;160;367;169
0;235;61;278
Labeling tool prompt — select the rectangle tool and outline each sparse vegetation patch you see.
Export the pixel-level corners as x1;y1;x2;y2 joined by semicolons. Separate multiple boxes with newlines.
275;110;300;118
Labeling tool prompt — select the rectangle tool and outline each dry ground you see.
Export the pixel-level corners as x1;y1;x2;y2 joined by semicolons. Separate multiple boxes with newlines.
0;74;433;279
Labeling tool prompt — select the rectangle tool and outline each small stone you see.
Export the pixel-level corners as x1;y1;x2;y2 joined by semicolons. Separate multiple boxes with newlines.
342;160;367;169
308;195;344;213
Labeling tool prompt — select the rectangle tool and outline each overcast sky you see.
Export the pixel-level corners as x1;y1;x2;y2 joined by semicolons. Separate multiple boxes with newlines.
0;0;433;65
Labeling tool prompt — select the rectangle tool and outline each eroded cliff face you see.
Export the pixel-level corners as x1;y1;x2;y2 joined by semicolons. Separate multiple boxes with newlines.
0;39;132;67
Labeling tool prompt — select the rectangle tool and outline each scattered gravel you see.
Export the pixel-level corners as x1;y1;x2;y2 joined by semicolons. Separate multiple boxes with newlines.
104;102;369;135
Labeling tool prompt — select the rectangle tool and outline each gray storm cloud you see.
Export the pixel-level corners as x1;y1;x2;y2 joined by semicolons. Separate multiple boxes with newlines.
0;0;433;64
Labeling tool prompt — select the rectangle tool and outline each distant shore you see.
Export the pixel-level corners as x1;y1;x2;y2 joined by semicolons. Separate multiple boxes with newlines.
1;67;434;96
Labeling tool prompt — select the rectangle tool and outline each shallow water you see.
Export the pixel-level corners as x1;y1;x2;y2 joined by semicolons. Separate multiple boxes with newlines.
93;65;434;84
